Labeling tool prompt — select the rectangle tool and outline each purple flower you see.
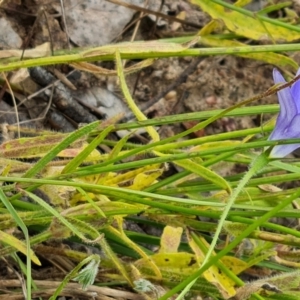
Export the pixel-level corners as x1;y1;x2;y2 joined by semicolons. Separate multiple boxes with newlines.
268;68;300;158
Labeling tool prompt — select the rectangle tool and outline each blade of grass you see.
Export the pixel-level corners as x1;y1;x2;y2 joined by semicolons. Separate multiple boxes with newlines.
159;187;300;300
62;124;113;174
3;43;300;72
0;188;38;299
80;79;296;178
23;121;100;178
65;138;300;178
20;189;101;243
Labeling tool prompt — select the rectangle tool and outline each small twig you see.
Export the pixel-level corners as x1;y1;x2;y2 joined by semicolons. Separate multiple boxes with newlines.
151;0;164;36
20;7;44;60
3;73;20;138
42;9;55;55
107;0;201;29
38;85;54;119
59;0;71;50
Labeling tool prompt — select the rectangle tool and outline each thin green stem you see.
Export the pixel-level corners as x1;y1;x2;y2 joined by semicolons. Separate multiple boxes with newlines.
159;184;300;300
202;153;269;266
2;44;300;72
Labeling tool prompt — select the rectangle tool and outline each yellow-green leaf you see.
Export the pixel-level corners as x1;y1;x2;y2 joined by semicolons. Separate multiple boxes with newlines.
188;234;236;299
191;0;300;42
98;237;133;286
200;35;298;71
105;164;161;186
137;252;198;272
175;158;231;192
106;222;161;278
221;256;248;275
0;230;41;265
234;0;252;7
129;170;162;190
159;226;183;253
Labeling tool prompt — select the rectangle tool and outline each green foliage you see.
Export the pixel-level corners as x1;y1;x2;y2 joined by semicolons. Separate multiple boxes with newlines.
2;0;300;299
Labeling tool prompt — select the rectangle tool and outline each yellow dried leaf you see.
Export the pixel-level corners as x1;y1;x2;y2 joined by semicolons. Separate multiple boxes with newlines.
57;142;101;161
41;165;76;206
136;252;198;272
159;226;183;253
258;184;282;193
188;234;236;299
106;164;161;186
221;256;248;275
0;42;50;59
199;36;298;71
192;0;300;42
128;170;162;190
0;230;40;265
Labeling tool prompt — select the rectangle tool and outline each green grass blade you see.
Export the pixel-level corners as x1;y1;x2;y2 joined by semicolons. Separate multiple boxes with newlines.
62;124;113;174
0;188;36;299
23;121;100;178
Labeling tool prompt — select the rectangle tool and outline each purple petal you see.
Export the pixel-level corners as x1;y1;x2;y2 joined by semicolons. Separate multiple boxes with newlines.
269;114;300;157
284;114;300;137
273;69;297;127
268;68;300;158
270;143;300;158
290;68;300;113
269;114;300;140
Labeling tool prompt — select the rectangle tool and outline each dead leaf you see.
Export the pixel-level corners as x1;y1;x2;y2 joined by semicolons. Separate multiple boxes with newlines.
188;233;236;299
258;184;282;193
159;226;183;253
0;42;50;59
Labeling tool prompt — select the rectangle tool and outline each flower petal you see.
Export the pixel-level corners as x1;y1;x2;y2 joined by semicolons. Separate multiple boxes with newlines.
269;114;300;157
290;68;300;113
273;69;296;125
284;114;300;136
270;143;300;158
